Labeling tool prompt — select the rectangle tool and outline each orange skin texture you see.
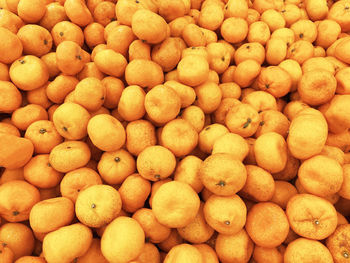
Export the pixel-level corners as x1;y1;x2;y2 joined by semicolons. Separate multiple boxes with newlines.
246;202;290;248
0;133;33;169
286;194;338;240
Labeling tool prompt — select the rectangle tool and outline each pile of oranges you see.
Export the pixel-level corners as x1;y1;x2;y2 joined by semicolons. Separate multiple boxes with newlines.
1;0;350;262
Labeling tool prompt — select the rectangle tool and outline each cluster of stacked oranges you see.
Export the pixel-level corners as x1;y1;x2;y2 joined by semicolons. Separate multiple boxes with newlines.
1;0;350;262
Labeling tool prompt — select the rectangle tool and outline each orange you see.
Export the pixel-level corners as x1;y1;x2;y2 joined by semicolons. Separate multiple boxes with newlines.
164;80;196;108
0;122;20;137
73;77;106;111
181;105;205;133
339;164;350;199
286;194;338;240
279;59;302;91
241;90;277;112
0;62;10;81
246;202;290;248
60;167;102;203
117;85;146;121
23;154;63;189
265;38;287;65
43;223;92;263
84;22;105;49
320;145;345;165
215;229;254;263
64;0;92;27
212;133;249;161
326;224;350;263
135;242;160;263
302;57;335;75
316;20;341;49
158;228;184;253
46;75;79;104
221;17;248;44
258;66;292;98
97;149;136;185
87;114;126;152
39;2;68;32
136;145;176;181
11;104;48;131
335;67;350;94
213;98;241;125
298;155;343;197
118;173;151;213
0;180;40;222
255;110;290;138
125;120;157;156
29;197;74;234
298;70;336;106
0;133;34;170
76;238;108;263
174;155;204;193
194;81;222;114
322;95;350;134
17;25;52;58
152;181;200;228
0;167;24;185
51;21;84;47
101;77;124;109
261;9;286;32
106;25;135;56
225;103;261;138
160;119;198;157
53;102;90;140
131;9;167;44
101;217;145;263
0;8;24;34
204;194;246;235
199;153;247;196
0;81;22;113
125;59;164;88
219;82;241;99
93;1;116;27
182;23;206;47
17;0;46;23
234;42;265;65
177;55;210;86
26;83;53;110
327;0;350;31
49;141;91;173
132;208;171;244
152;38;183;73
287;108;328;160
56;41;85;75
286;40;314;64
177;202;214;244
248;21;271;45
158;0;188;22
9;55;49;91
270;181;298;209
164;244;203;263
239;165;275;202
284;238;333;263
253;246;283;263
128;39;151;61
335;37;350;64
0;242;14;263
193;244;219;263
254;132;288;173
76;184;122;228
24;120;63;154
0;223;35;260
